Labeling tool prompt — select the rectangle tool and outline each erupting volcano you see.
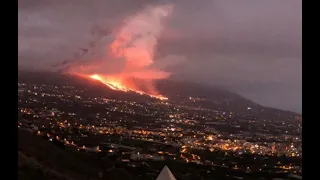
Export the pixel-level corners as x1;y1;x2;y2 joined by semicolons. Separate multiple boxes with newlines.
69;4;173;100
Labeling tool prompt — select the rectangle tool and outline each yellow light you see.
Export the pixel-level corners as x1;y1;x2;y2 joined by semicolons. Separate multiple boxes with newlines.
207;136;213;141
90;74;102;80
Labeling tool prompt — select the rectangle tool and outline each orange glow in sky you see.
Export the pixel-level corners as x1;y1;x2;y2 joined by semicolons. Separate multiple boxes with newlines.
70;4;173;100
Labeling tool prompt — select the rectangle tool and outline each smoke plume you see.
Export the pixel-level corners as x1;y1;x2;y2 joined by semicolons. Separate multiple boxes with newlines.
68;3;177;98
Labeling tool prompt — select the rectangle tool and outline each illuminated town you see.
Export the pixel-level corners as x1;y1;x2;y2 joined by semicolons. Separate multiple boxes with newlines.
18;80;302;180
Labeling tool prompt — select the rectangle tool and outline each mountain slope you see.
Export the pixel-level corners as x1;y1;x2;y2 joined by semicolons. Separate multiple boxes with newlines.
18;71;300;119
18;128;136;180
18;71;257;104
18;129;101;180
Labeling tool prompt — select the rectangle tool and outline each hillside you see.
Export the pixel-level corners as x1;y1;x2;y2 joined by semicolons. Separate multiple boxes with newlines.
18;71;300;119
18;71;258;104
18;129;132;180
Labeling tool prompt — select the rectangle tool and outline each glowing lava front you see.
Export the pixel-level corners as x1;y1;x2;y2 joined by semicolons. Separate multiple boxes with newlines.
89;74;128;92
89;74;168;100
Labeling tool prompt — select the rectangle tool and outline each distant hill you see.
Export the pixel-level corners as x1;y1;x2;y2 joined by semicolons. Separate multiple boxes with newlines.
18;71;300;120
18;71;154;102
18;71;257;103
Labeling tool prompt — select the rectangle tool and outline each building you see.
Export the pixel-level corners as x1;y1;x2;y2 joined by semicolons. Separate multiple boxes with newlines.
130;153;164;161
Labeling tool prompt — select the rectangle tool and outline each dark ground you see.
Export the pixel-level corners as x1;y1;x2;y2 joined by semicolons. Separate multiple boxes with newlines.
18;129;133;180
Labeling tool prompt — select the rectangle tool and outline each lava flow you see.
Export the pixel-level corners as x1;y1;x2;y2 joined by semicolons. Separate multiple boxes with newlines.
89;74;168;100
90;74;128;92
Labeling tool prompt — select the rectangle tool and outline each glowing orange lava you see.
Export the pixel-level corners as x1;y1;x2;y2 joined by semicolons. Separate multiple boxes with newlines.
89;74;168;100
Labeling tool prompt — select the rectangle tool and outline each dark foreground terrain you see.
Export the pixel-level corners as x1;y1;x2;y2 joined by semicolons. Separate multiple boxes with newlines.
18;129;133;180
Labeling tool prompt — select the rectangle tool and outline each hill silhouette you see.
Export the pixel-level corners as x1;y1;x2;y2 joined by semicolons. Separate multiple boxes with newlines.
17;71;260;105
18;71;300;119
18;129;133;180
